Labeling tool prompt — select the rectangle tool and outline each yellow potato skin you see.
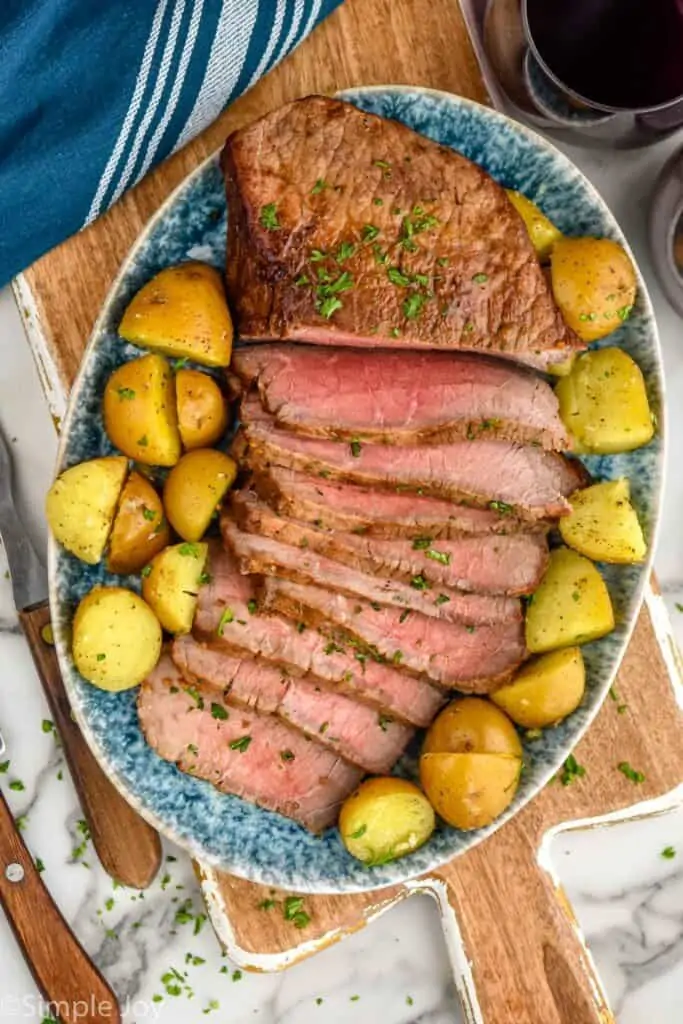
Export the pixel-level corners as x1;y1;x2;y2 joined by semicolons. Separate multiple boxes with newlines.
163;448;237;542
550;236;637;342
107;471;170;575
423;697;522;758
559;478;647;564
46;456;128;564
525;547;615;654
556;348;654;455
175;369;228;450
546;353;576;378
103;354;181;466
339;777;435;866
142;542;209;634
72;586;162;690
506;190;563;261
491;647;585;729
420;752;521;831
118;262;233;367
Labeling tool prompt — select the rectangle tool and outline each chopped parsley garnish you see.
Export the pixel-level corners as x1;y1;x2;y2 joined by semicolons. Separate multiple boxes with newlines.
185;687;204;710
464;321;475;332
559;754;585;786
437;257;449;267
390;327;401;338
361;224;380;242
141;565;152;578
137;435;148;447
116;387;136;400
229;736;252;753
311;178;328;195
178;542;200;557
198;571;212;585
324;641;344;655
392;650;403;665
260;203;280;230
426;547;450;565
0;761;9;774
372;244;389;265
617;761;645;784
42;719;54;734
489;500;514;515
336;241;356;263
247;599;258;614
210;703;228;721
399;209;439;250
319;722;329;734
387;266;412;287
280;749;295;762
373;197;384;206
258;898;276;910
141;506;156;522
315;269;354;319
9;780;25;792
472;273;489;284
403;293;426;320
399;609;411;623
294;274;309;287
172;357;189;371
296;622;306;634
617;304;633;321
310;249;327;262
350;824;367;839
283;895;310;928
216;607;234;635
662;846;676;859
410;573;430;591
96;653;106;662
465;625;476;634
350;440;362;458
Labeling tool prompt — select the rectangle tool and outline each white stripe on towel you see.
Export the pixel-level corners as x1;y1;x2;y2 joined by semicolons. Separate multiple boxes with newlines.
176;0;258;149
137;0;205;182
84;0;168;224
245;0;287;92
271;0;306;70
107;0;186;207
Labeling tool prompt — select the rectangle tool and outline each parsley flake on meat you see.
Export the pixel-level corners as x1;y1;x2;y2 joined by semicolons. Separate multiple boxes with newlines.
260;203;280;230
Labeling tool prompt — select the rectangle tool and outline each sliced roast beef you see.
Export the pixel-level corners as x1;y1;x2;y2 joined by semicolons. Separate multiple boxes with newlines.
231;489;548;596
262;578;527;691
172;635;413;773
138;655;362;832
222;516;520;626
255;466;542;537
238;399;589;520
221;96;581;370
231;345;570;450
195;544;444;726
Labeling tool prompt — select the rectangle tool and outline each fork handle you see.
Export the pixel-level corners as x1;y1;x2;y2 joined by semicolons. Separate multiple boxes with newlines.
19;601;162;889
0;787;121;1023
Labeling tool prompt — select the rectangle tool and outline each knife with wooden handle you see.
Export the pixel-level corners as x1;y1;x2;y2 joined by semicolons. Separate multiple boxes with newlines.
0;426;162;889
0;730;121;1023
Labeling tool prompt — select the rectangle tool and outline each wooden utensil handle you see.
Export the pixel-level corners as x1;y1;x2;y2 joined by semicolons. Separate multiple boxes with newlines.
0;787;121;1023
19;601;162;890
432;840;614;1024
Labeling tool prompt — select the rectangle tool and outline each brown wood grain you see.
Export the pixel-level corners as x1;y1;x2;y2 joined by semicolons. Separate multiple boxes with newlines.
19;602;162;890
0;788;120;1023
20;0;488;389
19;0;683;1020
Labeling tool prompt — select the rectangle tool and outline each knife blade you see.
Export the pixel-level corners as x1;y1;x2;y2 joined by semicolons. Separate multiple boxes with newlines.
0;425;161;889
0;722;121;1023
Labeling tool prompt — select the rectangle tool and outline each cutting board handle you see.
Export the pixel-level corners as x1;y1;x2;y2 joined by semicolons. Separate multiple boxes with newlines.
19;602;162;889
430;833;613;1024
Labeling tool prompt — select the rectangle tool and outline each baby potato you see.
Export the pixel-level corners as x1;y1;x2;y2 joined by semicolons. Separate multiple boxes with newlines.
555;348;653;454
175;369;228;450
559;478;647;564
546;353;576;378
339;777;435;866
420;752;521;831
103;354;181;466
72;586;162;690
107;471;170;574
423;697;522;758
491;647;585;728
525;547;614;654
46;456;128;564
118;262;233;368
163;448;237;542
550;236;637;342
142;541;209;634
506;190;563;262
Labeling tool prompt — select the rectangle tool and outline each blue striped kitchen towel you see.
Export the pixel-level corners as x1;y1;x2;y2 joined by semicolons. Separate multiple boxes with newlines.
0;0;342;287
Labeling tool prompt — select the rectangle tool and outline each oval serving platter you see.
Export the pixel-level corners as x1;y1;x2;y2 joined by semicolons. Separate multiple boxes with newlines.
49;86;664;894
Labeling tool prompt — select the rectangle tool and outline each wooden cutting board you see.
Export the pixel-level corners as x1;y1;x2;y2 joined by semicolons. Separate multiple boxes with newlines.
16;1;683;1021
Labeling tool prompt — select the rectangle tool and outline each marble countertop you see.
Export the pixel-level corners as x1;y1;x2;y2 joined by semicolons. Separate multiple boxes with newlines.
2;130;683;1023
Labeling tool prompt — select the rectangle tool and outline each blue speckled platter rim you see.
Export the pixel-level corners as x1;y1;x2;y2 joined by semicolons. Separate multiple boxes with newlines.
48;85;665;894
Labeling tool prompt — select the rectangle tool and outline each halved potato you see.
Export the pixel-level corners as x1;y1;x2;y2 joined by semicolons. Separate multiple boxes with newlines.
103;354;181;466
107;471;170;574
506;190;563;261
175;369;228;450
339;777;435;866
420;752;521;831
423;698;522;758
550;236;637;342
525;547;614;654
46;456;128;564
163;448;237;542
546;353;576;378
72;586;162;690
118;262;233;367
491;647;585;728
142;542;209;634
559;478;647;564
555;348;653;454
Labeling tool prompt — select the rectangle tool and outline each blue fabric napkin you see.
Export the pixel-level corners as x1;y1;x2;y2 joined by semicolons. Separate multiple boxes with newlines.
0;0;342;287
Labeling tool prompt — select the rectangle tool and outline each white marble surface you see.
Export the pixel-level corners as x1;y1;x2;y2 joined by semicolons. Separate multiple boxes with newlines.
2;131;683;1022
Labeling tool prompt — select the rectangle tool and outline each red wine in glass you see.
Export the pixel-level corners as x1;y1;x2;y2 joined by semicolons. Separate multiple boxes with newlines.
524;0;683;112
